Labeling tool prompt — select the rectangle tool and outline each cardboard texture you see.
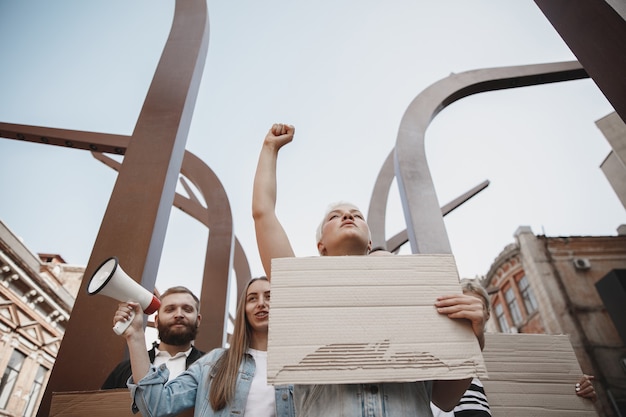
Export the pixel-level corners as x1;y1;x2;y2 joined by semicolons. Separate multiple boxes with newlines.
482;333;598;416
267;254;487;385
49;389;194;417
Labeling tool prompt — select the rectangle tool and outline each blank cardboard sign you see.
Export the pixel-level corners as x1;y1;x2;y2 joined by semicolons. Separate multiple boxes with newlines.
267;254;487;385
482;333;598;416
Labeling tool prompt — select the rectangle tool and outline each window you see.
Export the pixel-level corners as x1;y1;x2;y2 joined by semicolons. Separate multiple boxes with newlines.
505;287;523;325
0;349;26;408
23;365;47;417
495;303;510;333
518;275;538;314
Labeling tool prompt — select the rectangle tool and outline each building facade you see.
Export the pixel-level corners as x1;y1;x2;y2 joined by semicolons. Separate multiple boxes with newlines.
0;220;82;417
483;225;626;417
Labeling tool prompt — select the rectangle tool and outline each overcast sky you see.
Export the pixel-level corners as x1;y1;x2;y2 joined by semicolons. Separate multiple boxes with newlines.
1;1;624;306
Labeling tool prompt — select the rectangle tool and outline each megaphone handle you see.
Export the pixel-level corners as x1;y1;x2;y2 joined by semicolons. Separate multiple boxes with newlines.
113;311;134;335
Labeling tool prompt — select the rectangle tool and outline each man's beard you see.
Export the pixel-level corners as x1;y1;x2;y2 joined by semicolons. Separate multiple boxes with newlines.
158;320;198;346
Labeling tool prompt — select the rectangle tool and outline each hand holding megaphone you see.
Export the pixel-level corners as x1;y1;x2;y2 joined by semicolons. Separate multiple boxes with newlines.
87;257;161;335
113;301;143;336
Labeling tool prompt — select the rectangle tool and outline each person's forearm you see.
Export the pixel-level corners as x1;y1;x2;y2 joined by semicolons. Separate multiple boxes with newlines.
127;332;151;383
252;141;280;221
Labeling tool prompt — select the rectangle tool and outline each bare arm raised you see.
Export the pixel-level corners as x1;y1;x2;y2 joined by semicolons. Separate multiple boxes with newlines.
252;123;296;279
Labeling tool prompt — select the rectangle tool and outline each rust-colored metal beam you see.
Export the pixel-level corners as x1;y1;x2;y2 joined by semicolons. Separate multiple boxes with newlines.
35;0;210;415
177;151;234;349
0;123;130;154
93;148;252;350
534;0;626;122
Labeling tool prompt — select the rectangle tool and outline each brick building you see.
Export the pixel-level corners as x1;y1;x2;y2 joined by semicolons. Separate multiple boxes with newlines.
0;220;82;417
482;225;626;417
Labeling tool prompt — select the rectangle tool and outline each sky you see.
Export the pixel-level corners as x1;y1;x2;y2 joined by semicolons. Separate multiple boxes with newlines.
0;1;624;311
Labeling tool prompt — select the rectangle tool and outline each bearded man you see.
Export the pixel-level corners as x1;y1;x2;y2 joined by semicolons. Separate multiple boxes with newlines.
101;286;205;389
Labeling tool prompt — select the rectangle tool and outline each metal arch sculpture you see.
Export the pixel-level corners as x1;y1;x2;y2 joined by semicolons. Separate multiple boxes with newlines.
366;152;489;252
367;61;589;255
175;161;252;334
0;1;211;415
163;151;252;347
92;149;251;349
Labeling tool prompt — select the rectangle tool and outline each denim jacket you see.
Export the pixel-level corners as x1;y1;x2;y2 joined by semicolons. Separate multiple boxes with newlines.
295;381;434;417
128;348;295;417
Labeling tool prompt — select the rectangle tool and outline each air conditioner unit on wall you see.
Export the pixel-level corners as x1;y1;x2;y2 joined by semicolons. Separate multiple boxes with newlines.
573;257;591;270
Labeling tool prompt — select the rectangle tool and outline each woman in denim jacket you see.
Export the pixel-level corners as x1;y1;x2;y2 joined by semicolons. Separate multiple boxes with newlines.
117;277;294;417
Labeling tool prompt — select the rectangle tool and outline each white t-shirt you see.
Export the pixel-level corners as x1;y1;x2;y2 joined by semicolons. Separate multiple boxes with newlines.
430;403;453;417
245;348;276;417
153;346;192;381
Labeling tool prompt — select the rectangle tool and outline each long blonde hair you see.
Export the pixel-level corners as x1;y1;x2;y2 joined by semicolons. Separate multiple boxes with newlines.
209;277;268;410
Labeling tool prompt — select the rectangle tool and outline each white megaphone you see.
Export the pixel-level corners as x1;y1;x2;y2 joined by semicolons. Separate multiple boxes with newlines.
87;256;161;335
